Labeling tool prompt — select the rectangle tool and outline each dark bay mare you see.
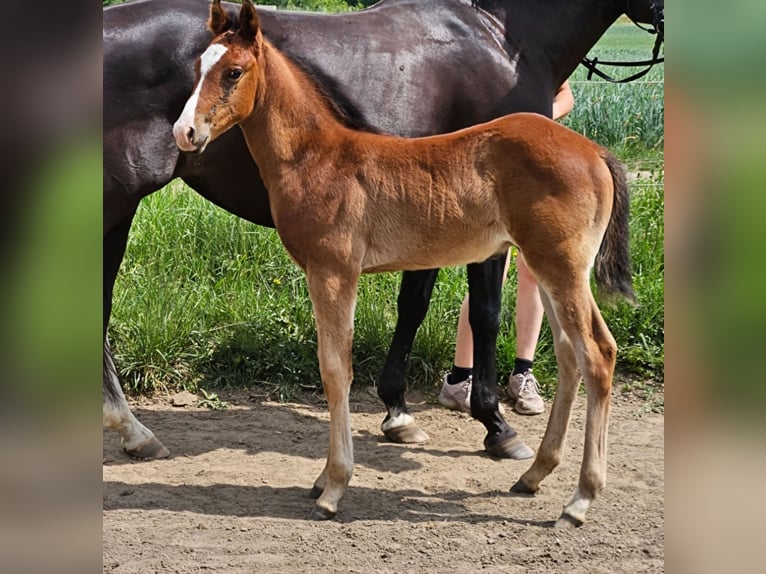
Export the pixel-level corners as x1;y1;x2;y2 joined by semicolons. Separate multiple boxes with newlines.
104;0;663;461
173;0;634;524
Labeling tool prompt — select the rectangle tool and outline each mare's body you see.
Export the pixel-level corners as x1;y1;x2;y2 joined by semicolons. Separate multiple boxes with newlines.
103;0;662;458
172;0;634;525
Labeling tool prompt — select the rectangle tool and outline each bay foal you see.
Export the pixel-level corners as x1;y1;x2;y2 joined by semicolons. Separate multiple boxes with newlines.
174;0;635;527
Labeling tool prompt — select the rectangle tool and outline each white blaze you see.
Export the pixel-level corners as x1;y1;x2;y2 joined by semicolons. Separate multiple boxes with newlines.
174;43;229;139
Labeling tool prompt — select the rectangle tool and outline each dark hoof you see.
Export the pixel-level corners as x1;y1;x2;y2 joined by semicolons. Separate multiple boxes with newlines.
126;439;170;460
484;433;534;460
308;485;323;499
308;504;336;521
554;513;583;528
510;479;537;495
383;423;429;444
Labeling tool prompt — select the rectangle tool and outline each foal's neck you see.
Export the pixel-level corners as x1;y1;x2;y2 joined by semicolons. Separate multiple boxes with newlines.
241;43;348;180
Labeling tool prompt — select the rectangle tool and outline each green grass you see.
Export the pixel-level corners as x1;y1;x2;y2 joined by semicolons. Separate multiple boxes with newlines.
109;20;664;401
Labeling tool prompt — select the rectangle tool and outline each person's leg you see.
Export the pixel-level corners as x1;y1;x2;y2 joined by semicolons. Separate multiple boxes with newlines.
513;252;544;365
453;295;474;371
508;252;546;414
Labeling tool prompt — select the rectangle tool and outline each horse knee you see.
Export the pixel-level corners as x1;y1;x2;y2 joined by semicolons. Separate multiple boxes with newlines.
599;337;617;367
582;337;616;399
590;309;617;367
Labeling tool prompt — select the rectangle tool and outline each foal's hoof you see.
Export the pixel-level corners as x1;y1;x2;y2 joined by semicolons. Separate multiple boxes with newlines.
510;479;537;495
125;438;170;460
484;434;534;460
308;485;323;499
554;513;583;529
383;422;429;444
308;504;337;521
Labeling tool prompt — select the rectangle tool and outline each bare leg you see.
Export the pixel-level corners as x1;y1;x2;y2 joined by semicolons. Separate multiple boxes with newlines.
514;253;544;361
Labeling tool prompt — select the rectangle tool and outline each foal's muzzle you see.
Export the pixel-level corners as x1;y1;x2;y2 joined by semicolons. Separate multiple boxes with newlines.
173;120;210;153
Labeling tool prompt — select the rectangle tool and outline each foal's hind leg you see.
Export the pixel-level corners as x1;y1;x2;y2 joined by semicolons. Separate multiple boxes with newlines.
515;280;616;527
558;294;615;527
511;288;580;492
378;269;438;444
304;267;359;520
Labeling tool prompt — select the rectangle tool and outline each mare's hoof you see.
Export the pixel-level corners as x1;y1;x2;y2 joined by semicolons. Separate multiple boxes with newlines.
485;434;533;460
554;513;583;529
510;479;537;495
308;485;323;499
126;438;170;460
308;504;336;521
383;422;429;444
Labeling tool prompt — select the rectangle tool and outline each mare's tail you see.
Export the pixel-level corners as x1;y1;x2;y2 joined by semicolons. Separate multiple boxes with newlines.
594;151;637;304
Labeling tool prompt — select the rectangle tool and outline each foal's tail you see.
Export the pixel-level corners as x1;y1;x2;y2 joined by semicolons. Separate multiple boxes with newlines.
594;151;637;305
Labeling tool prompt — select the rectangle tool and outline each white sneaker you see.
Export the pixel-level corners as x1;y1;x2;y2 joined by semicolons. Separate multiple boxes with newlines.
507;370;545;415
438;373;472;413
438;373;506;415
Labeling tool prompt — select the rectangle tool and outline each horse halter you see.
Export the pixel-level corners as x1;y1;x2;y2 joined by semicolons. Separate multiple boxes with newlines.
580;1;664;83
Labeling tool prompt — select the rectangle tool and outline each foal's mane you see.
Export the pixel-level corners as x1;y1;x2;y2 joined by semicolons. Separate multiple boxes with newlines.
219;12;380;135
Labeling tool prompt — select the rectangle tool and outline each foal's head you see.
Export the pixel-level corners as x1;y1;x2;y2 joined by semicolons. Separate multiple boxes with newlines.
173;0;263;153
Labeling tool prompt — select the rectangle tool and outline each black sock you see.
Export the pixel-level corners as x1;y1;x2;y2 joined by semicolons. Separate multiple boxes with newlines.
448;365;473;384
512;358;534;376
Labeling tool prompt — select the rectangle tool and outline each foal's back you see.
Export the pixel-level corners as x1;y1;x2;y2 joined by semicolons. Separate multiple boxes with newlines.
342;112;612;273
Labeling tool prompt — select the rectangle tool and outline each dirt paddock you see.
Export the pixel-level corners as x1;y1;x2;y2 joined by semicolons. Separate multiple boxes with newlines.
103;387;664;573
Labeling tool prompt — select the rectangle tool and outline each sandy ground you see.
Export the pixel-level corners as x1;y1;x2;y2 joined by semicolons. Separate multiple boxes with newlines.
103;387;664;573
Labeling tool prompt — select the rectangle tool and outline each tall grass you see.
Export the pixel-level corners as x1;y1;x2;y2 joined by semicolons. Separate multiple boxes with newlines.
109;21;664;399
564;22;664;163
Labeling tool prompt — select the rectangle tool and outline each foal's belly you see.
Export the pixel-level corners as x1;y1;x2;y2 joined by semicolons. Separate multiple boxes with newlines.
361;227;513;273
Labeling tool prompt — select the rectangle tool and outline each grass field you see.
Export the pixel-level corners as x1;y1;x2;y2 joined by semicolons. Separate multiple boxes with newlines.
109;21;664;401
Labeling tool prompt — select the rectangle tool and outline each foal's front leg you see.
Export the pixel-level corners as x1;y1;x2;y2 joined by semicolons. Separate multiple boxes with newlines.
467;257;533;460
304;266;360;520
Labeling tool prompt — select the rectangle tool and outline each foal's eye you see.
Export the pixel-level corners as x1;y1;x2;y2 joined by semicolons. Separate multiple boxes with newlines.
227;69;243;81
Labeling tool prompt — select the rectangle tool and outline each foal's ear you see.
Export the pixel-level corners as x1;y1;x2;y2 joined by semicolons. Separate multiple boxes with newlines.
208;0;233;36
239;0;263;48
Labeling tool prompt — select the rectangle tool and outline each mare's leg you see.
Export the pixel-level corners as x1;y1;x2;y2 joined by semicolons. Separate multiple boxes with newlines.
103;340;169;459
467;257;533;460
304;267;359;520
378;269;438;444
103;213;169;459
515;277;616;527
